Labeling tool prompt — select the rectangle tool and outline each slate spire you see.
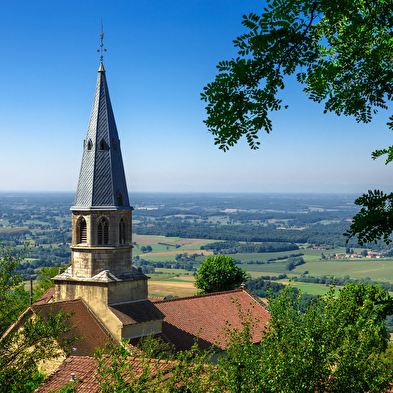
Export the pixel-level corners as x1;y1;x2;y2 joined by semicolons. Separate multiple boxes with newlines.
72;63;131;210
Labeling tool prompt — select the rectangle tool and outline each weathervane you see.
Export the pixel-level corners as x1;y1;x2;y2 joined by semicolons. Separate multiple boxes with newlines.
98;19;107;63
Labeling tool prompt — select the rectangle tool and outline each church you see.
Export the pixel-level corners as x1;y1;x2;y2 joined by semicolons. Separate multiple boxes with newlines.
52;57;165;342
12;37;270;391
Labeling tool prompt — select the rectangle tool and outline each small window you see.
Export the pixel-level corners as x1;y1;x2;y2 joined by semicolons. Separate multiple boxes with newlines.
119;218;126;244
87;140;92;150
100;140;105;150
113;140;117;150
79;218;87;244
98;218;109;245
117;192;123;206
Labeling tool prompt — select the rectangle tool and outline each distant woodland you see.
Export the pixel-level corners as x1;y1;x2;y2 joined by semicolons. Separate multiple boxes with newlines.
0;192;391;280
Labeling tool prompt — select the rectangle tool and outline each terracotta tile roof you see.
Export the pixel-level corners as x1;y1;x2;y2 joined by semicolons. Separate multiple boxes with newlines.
32;299;111;356
35;355;393;393
35;356;96;393
154;287;270;351
35;355;178;393
33;287;55;305
148;296;166;302
108;299;165;325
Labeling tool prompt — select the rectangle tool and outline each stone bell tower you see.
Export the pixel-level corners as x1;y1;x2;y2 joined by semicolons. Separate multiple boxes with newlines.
53;31;164;341
70;60;134;279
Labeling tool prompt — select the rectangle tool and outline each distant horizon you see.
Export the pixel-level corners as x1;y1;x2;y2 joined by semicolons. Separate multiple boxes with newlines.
0;189;377;195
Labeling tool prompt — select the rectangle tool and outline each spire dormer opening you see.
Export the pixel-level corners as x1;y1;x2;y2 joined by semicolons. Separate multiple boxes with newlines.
100;140;105;150
117;192;123;206
87;140;92;150
113;140;117;150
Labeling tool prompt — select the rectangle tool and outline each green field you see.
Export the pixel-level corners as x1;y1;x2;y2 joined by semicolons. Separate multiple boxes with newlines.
243;256;393;285
247;271;298;279
154;268;194;276
282;282;336;296
142;255;205;263
242;263;294;274
132;234;393;297
132;234;216;257
298;259;393;282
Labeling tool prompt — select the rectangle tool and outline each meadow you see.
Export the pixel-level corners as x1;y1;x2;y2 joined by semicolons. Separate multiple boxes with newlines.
2;192;391;299
131;234;393;298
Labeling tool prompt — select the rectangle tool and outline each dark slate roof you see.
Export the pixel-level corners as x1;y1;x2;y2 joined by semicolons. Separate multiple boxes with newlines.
108;299;165;325
72;63;131;211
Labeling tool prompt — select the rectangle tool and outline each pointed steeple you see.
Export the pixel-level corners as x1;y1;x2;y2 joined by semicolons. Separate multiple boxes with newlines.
72;65;131;211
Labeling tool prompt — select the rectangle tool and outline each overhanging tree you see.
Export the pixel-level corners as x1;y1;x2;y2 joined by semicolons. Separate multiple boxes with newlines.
0;244;75;393
0;244;31;333
201;0;393;244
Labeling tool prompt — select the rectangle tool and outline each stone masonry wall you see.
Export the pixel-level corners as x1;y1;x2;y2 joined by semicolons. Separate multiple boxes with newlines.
71;209;133;278
54;278;151;341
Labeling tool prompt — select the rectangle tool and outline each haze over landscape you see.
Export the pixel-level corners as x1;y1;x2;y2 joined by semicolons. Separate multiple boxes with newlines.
1;0;393;193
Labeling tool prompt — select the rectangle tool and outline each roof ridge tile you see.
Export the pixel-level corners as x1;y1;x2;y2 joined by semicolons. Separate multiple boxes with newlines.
154;288;244;304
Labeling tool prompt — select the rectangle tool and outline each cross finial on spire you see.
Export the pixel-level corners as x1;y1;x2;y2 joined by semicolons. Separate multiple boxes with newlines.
97;19;107;64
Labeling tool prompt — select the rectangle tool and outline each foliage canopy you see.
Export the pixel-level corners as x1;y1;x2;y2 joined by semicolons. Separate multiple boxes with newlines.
0;244;30;333
195;254;248;293
201;0;393;244
88;282;393;392
256;282;393;392
201;0;393;155
0;244;75;393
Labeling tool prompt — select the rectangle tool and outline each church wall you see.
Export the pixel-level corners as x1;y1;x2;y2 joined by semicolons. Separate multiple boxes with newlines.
54;279;149;326
121;320;163;340
71;210;133;278
107;278;148;304
70;248;93;277
55;280;108;307
72;210;132;247
54;279;124;341
71;246;133;277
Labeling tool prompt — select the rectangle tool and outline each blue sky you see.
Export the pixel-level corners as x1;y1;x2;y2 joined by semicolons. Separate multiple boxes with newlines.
1;0;393;194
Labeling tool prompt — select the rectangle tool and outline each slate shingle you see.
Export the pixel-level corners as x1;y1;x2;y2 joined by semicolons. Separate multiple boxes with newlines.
72;65;131;210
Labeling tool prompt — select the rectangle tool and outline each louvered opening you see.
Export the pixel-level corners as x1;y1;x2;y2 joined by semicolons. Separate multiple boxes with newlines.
79;218;87;244
98;222;102;244
104;223;109;244
98;218;109;245
119;218;126;244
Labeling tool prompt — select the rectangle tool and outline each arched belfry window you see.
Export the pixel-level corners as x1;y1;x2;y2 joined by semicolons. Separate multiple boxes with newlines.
100;140;105;150
119;218;126;244
79;217;87;244
98;218;109;245
117;192;123;207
